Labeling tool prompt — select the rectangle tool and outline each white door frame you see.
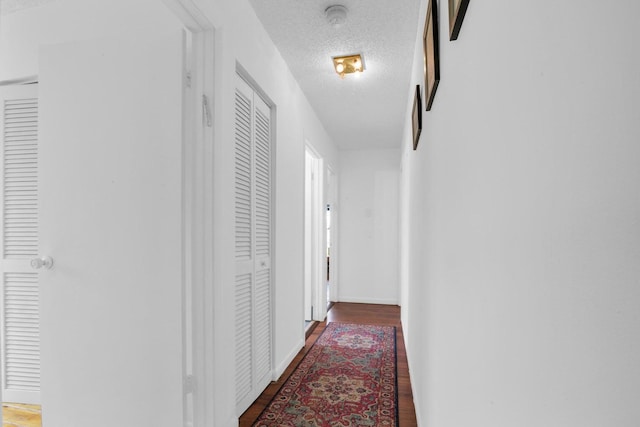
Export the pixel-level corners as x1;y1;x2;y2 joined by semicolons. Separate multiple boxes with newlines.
159;2;214;426
326;166;338;304
304;144;327;322
304;150;313;320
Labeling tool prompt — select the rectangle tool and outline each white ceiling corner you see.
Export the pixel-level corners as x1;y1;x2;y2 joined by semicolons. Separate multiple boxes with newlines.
249;0;421;150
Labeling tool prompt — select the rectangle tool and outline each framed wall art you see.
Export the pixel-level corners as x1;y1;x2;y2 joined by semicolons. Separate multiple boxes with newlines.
423;0;440;111
449;0;470;40
412;85;422;150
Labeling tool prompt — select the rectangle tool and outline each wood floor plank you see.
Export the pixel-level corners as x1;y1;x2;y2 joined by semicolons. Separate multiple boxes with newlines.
239;302;417;426
2;403;41;427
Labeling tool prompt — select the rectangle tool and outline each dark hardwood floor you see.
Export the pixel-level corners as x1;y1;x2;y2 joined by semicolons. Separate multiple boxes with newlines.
239;302;417;426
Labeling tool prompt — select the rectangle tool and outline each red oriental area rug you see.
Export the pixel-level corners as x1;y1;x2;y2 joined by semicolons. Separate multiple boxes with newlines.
253;322;398;426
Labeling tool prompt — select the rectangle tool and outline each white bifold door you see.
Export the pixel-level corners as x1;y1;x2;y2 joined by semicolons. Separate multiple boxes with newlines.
234;74;273;415
0;84;41;405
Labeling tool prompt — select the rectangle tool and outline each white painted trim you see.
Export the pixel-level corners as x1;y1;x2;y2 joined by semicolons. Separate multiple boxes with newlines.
314;159;327;321
161;0;211;31
275;338;305;380
304;149;314;321
326;166;339;304
223;416;238;427
337;296;399;305
189;28;216;427
304;145;328;322
180;28;193;427
160;2;215;427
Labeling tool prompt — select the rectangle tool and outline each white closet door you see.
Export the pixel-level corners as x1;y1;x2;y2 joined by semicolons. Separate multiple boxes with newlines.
234;77;254;408
37;33;185;427
252;92;272;390
0;84;41;405
234;75;272;415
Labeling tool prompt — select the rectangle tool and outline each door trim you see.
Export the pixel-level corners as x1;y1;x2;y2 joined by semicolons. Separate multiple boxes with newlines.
160;1;215;426
304;144;327;322
326;165;339;305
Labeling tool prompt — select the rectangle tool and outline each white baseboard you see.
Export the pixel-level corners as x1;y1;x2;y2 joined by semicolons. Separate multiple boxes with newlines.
274;337;305;380
337;296;399;305
402;322;423;427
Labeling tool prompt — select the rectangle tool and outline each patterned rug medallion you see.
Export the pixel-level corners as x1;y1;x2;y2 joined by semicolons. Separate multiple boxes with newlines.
254;322;397;426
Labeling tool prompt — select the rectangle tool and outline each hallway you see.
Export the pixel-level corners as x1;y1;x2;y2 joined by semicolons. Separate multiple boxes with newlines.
3;1;640;425
239;303;417;426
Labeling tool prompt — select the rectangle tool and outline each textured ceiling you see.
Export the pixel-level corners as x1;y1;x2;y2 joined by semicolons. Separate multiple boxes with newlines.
249;0;421;150
2;0;420;150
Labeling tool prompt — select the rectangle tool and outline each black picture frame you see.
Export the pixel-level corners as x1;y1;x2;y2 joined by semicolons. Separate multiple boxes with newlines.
412;85;422;150
423;0;440;111
449;0;470;40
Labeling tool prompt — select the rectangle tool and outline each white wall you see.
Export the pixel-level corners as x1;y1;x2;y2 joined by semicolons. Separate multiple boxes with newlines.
0;0;182;81
401;0;640;426
3;0;340;426
338;149;400;305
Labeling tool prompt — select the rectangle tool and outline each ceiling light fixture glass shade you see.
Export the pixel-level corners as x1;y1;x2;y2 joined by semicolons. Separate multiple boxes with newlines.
332;54;365;79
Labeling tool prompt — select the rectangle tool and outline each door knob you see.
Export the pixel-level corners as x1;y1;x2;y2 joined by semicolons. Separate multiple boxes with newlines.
31;256;54;270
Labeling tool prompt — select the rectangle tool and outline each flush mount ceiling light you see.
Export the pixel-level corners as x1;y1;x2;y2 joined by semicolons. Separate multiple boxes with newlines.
325;5;348;28
332;54;365;79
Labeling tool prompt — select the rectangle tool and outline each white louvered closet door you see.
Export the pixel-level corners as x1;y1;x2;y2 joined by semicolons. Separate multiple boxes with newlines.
234;75;273;415
0;84;41;404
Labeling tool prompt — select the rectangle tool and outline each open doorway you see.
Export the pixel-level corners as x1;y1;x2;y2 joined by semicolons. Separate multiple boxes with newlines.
304;146;336;326
304;146;329;324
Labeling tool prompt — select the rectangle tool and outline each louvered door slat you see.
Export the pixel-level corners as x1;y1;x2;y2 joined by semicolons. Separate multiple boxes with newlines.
254;106;271;258
235;79;255;410
235;88;253;262
3;94;38;259
253;97;272;390
234;75;273;415
254;269;271;382
235;272;253;402
1;85;41;404
2;272;40;392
